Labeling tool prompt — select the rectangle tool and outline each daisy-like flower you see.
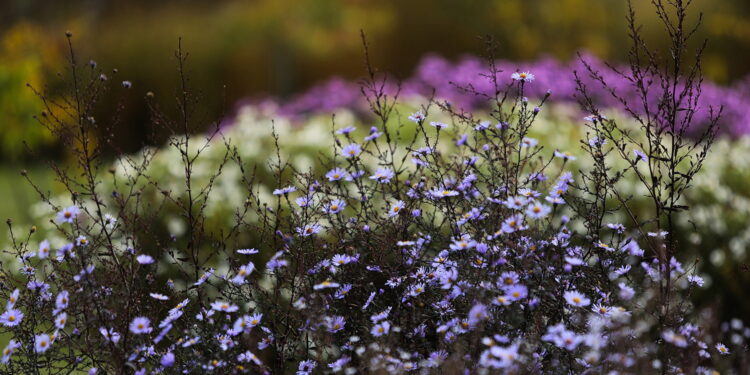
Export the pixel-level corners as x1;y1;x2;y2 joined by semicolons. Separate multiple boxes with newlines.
429;188;459;199
237;248;259;255
326;168;348;182
715;343;730;355
511;71;535;82
525;201;551;219
499;272;519;286
56;205;80;224
231;262;255;285
388;201;405;217
210;301;239;313
325;315;346;333
332;254;353;266
0;308;24;327
54;290;69;314
341;143;362;158
505;284;528;301
75;235;89;247
136;254;155;265
633;149;648;162
323;199;346;214
553;150;577;161
129;317;152;334
314;280;340;290
296;196;312;207
272;185;297;195
247;312;263;327
38;240;51;259
103;213;117;229
408;111;426;123
296;223;322;237
449;236;476;251
371;321;391;337
592;304;612;316
237;350;263;365
369;168;395;183
521;137;538;148
99;327;121;344
298;360;317;375
160;352;175;367
54;313;67;329
1;340;20;364
7;289;20;309
34;333;52;353
149;293;169;301
336;126;356;135
501;214;527;234
502;196;528;210
563;290;591;307
429;121;448;129
687;275;704;287
467;303;488;327
583;114;607;122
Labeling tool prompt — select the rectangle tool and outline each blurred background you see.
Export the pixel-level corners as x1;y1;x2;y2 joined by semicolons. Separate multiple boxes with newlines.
1;0;749;319
2;0;750;158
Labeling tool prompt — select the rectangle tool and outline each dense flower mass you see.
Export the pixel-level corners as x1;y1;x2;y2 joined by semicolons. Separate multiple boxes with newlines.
266;54;750;136
1;4;746;372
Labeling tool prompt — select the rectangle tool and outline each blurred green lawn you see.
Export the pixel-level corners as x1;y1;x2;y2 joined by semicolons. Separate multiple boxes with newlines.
0;164;53;227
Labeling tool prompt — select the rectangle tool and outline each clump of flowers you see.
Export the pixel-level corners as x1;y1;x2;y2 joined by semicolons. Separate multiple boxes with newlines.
1;2;745;374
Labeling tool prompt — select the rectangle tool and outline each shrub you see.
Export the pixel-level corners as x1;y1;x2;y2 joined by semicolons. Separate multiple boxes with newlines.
1;1;746;374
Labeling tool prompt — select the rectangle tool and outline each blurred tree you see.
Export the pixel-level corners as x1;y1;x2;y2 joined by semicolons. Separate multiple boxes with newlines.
0;23;63;160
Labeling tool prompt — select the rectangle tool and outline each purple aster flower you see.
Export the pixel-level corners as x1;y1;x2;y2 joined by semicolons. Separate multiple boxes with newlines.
237;248;259;255
99;327;121;344
56;205;80;224
296;223;322;237
429;188;459;199
160;352;175;367
314;280;340;290
149;293;169;301
6;289;20;309
325;315;346;333
38;240;51;259
0;309;24;327
634;149;648;162
511;71;535;82
525;201;551;219
54;313;67;329
467;303;488;327
297;360;317;375
408;110;426;123
521;137;538;148
336;126;356;135
341;143;362;158
371;321;391;337
75;235;89;247
323;199;346;214
136;254;155;265
369;167;395;183
210;301;239;313
1;340;20;364
456;134;468;146
129;317;152;334
34;333;52;353
272;185;297;195
388;200;405;217
563;290;591;307
326;168;348;181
